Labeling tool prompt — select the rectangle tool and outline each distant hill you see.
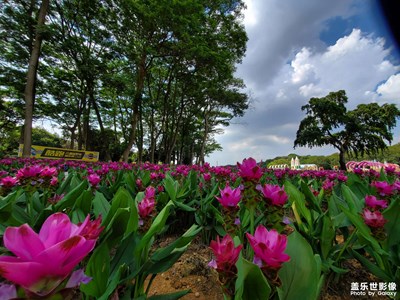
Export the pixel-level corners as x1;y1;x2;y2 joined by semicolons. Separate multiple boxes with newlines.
265;143;400;169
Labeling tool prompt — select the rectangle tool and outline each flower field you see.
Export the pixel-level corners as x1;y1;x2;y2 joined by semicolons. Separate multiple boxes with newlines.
0;157;399;299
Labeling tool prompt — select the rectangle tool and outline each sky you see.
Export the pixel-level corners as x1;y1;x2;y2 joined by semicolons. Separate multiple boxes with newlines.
206;0;400;166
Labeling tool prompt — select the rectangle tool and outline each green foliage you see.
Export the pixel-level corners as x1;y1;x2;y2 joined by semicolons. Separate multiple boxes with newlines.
0;0;249;163
277;232;323;300
294;90;400;169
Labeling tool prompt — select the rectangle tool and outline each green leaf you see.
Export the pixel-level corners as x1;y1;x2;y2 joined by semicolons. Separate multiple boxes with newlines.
137;201;174;252
350;249;392;281
103;187;136;231
383;197;400;247
300;181;322;213
109;231;140;278
97;265;125;300
339;205;384;255
163;174;178;201
80;242;110;297
277;231;321;300
54;179;88;211
171;199;196;212
74;190;94;215
284;180;312;228
142;225;201;275
92;191;111;219
104;207;131;247
0;197;13;223
341;185;363;214
56;171;73;195
321;215;335;260
235;257;271;300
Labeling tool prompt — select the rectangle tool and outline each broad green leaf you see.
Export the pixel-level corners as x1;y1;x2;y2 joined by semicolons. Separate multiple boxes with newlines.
277;231;321;300
339;205;384;255
137;201;174;252
383;197;400;247
71;209;86;224
56;171;73;195
142;225;201;275
350;249;392;281
97;265;125;300
92;191;111;219
341;185;363;214
104;207;131;247
163;175;178;201
171;199;196;212
235;257;271;300
54;179;88;211
0;197;13;223
80;242;110;297
103;187;135;230
285;180;312;228
300;181;322;213
74;190;93;215
321;215;335;260
110;231;140;279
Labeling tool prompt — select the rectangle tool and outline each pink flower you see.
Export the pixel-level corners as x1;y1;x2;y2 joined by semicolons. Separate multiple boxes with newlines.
209;235;242;274
362;209;387;228
87;173;101;187
16;165;42;180
364;195;388;210
337;173;348;182
393;181;400;192
40;166;58;178
257;184;288;206
50;176;58;186
384;165;396;174
246;225;290;269
216;186;241;208
0;176;18;188
144;186;156;199
138;197;155;219
203;173;212;182
371;181;394;197
322;179;335;192
0;213;103;296
237;158;263;181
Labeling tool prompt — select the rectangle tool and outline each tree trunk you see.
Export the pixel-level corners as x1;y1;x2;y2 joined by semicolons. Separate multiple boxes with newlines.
122;53;147;162
90;86;112;161
339;149;346;170
22;0;49;157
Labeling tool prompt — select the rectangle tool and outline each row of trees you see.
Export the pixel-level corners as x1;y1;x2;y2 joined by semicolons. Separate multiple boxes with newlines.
0;0;249;163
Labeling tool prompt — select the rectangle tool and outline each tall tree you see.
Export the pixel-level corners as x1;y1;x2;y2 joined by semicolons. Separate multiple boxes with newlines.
294;90;400;170
22;0;50;157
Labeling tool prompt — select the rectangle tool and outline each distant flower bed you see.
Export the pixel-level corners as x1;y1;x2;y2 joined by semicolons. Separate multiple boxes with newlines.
0;157;399;299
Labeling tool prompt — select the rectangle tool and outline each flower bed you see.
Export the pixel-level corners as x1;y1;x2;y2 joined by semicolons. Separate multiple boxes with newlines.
0;157;399;299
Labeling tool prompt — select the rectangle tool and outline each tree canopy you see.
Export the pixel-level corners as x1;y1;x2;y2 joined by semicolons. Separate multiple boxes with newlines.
0;0;249;163
294;90;400;170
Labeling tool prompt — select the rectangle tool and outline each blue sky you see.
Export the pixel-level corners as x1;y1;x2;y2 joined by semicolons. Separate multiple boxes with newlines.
207;0;400;166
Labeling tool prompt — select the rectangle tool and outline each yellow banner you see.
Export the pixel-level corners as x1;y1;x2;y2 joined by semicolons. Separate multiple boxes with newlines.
18;144;99;162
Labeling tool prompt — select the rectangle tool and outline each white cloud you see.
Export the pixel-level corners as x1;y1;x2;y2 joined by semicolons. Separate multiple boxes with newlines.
291;48;316;84
376;74;400;101
207;0;400;166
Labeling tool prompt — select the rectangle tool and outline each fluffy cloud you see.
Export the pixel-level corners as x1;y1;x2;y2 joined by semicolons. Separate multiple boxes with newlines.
207;0;400;166
376;74;400;102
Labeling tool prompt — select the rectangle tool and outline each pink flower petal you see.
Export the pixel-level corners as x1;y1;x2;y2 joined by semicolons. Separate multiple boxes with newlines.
39;213;72;247
35;236;96;276
3;225;44;260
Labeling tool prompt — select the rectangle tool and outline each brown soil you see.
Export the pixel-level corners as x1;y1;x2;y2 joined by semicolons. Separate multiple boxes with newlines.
147;236;390;300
